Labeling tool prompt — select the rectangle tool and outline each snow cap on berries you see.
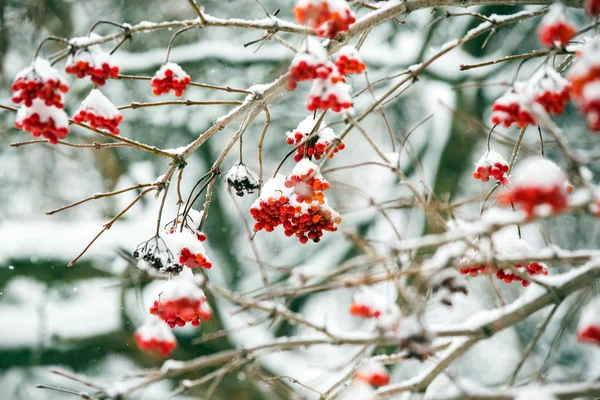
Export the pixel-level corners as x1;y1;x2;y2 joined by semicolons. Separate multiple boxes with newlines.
286;116;345;161
307;72;353;112
150;268;212;327
577;297;600;345
511;157;566;188
490;88;537;128
226;163;260;196
355;360;390;387
134;317;177;357
473;150;510;185
12;57;69;108
74;89;123;135
335;45;366;75
65;33;119;85
151;62;191;97
15;99;69;144
288;38;332;90
537;3;575;48
285;158;329;203
166;229;212;269
350;285;399;321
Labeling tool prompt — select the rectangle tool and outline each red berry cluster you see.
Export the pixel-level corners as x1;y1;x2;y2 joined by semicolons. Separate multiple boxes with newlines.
151;63;191;97
498;184;568;217
287;132;345;162
355;363;390;387
12;59;69;108
251;195;299;233
578;324;600;345
73;109;123;135
349;303;381;319
490;93;536;128
179;247;212;269
473;163;509;185
286;203;342;243
538;4;576;48
288;59;332;91
133;332;176;357
65;60;119;86
459;265;488;277
15;102;69;144
294;0;356;39
567;39;600;130
587;0;600;16
150;297;212;328
335;46;366;75
495;262;548;287
307;74;352;112
534;87;571;115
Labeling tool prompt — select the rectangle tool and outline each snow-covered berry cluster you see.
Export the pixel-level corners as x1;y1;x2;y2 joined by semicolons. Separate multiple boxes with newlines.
430;269;468;307
577;298;600;345
460;238;548;287
528;66;571;116
12;58;69;108
335;45;366;75
537;4;576;48
133;317;177;357
287;38;332;91
294;0;356;39
15;99;70;144
284;159;330;203
151;62;191;97
134;236;183;274
349;286;399;321
150;268;212;328
490;89;537;128
250;175;341;243
65;34;119;86
497;157;569;217
286;116;346;162
226;163;260;197
568;38;600;131
472;150;510;185
73;89;123;135
307;70;353;112
166;224;213;270
355;360;390;387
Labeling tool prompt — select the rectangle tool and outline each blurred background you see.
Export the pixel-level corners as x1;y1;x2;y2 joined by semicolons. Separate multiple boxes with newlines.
1;1;599;399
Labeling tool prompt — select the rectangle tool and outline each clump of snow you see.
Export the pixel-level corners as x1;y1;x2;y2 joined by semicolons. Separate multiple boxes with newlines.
510;157;566;188
76;89;121;119
158;268;206;302
16;99;69;128
135;317;176;342
154;62;189;80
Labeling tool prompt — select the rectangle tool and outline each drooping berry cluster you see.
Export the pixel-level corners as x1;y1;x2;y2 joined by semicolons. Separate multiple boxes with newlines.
286;116;345;162
12;58;69;108
460;238;548;287
287;38;332;91
15;99;70;144
226;163;260;196
349;286;398;320
294;0;356;39
285;159;330;203
250;175;342;243
151;62;191;97
577;298;600;346
568;38;600;131
307;71;352;112
537;4;576;48
490;90;536;128
528;66;571;116
497;157;569;217
149;269;212;328
166;227;213;270
472;150;510;185
73;89;123;135
335;45;366;75
355;361;390;388
133;317;177;357
430;269;468;307
133;236;183;274
65;34;119;86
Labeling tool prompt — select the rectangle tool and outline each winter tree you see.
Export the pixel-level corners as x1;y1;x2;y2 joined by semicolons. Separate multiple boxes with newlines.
2;0;600;399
